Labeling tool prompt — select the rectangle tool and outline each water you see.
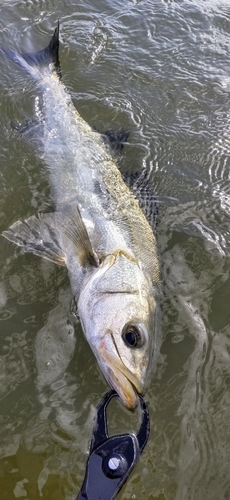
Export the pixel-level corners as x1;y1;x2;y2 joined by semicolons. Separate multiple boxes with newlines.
0;0;230;498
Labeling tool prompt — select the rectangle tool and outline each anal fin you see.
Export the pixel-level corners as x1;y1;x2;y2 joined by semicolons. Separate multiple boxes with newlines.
103;129;130;152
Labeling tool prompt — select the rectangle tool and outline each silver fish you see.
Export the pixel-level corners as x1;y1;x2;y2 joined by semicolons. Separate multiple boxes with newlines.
1;23;161;409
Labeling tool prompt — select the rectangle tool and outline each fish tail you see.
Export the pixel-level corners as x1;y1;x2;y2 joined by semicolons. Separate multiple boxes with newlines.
0;21;60;79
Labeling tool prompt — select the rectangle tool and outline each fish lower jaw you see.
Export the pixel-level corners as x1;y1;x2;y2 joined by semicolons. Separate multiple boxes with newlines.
106;365;139;410
94;339;144;409
99;352;143;409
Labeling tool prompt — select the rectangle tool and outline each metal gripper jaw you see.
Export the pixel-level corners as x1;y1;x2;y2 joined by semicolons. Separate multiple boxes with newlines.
76;389;150;500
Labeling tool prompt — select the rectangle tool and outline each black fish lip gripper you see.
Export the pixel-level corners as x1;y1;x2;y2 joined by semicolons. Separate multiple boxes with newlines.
76;389;150;500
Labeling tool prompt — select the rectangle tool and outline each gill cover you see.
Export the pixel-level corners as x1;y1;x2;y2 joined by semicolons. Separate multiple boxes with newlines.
78;251;158;409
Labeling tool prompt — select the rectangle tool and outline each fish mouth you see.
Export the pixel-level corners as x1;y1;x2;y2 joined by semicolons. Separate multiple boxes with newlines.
97;338;143;410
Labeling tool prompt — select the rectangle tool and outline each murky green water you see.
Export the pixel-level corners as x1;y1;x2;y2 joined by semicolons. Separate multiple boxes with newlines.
1;0;230;498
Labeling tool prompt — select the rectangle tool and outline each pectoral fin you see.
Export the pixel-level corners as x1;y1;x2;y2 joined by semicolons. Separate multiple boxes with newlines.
11;118;44;147
60;206;99;268
2;213;66;265
2;207;99;268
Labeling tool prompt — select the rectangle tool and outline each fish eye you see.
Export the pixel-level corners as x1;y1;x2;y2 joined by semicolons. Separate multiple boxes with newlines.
122;323;145;348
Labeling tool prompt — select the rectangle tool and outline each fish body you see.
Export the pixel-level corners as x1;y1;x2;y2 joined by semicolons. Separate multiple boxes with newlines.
2;24;161;409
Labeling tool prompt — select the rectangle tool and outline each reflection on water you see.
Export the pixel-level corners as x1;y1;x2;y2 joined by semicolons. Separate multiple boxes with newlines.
0;0;230;499
35;288;76;389
161;239;229;500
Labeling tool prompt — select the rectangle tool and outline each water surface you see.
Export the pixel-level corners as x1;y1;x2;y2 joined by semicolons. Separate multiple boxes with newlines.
0;1;230;499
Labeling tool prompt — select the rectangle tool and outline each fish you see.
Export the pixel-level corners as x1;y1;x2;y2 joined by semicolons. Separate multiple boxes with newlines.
1;22;161;409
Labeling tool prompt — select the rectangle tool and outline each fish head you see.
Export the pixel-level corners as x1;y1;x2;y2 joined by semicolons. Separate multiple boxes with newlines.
78;251;160;410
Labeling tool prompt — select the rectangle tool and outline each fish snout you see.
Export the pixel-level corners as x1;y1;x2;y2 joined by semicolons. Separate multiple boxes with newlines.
97;338;144;410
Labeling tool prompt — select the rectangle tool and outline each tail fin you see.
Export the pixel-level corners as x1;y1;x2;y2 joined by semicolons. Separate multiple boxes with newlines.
0;22;60;79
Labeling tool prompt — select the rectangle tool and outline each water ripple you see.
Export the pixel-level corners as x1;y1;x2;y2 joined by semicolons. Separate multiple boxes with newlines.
0;1;230;499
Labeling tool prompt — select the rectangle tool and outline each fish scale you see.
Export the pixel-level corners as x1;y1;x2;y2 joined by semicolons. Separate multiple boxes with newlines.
1;22;161;409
